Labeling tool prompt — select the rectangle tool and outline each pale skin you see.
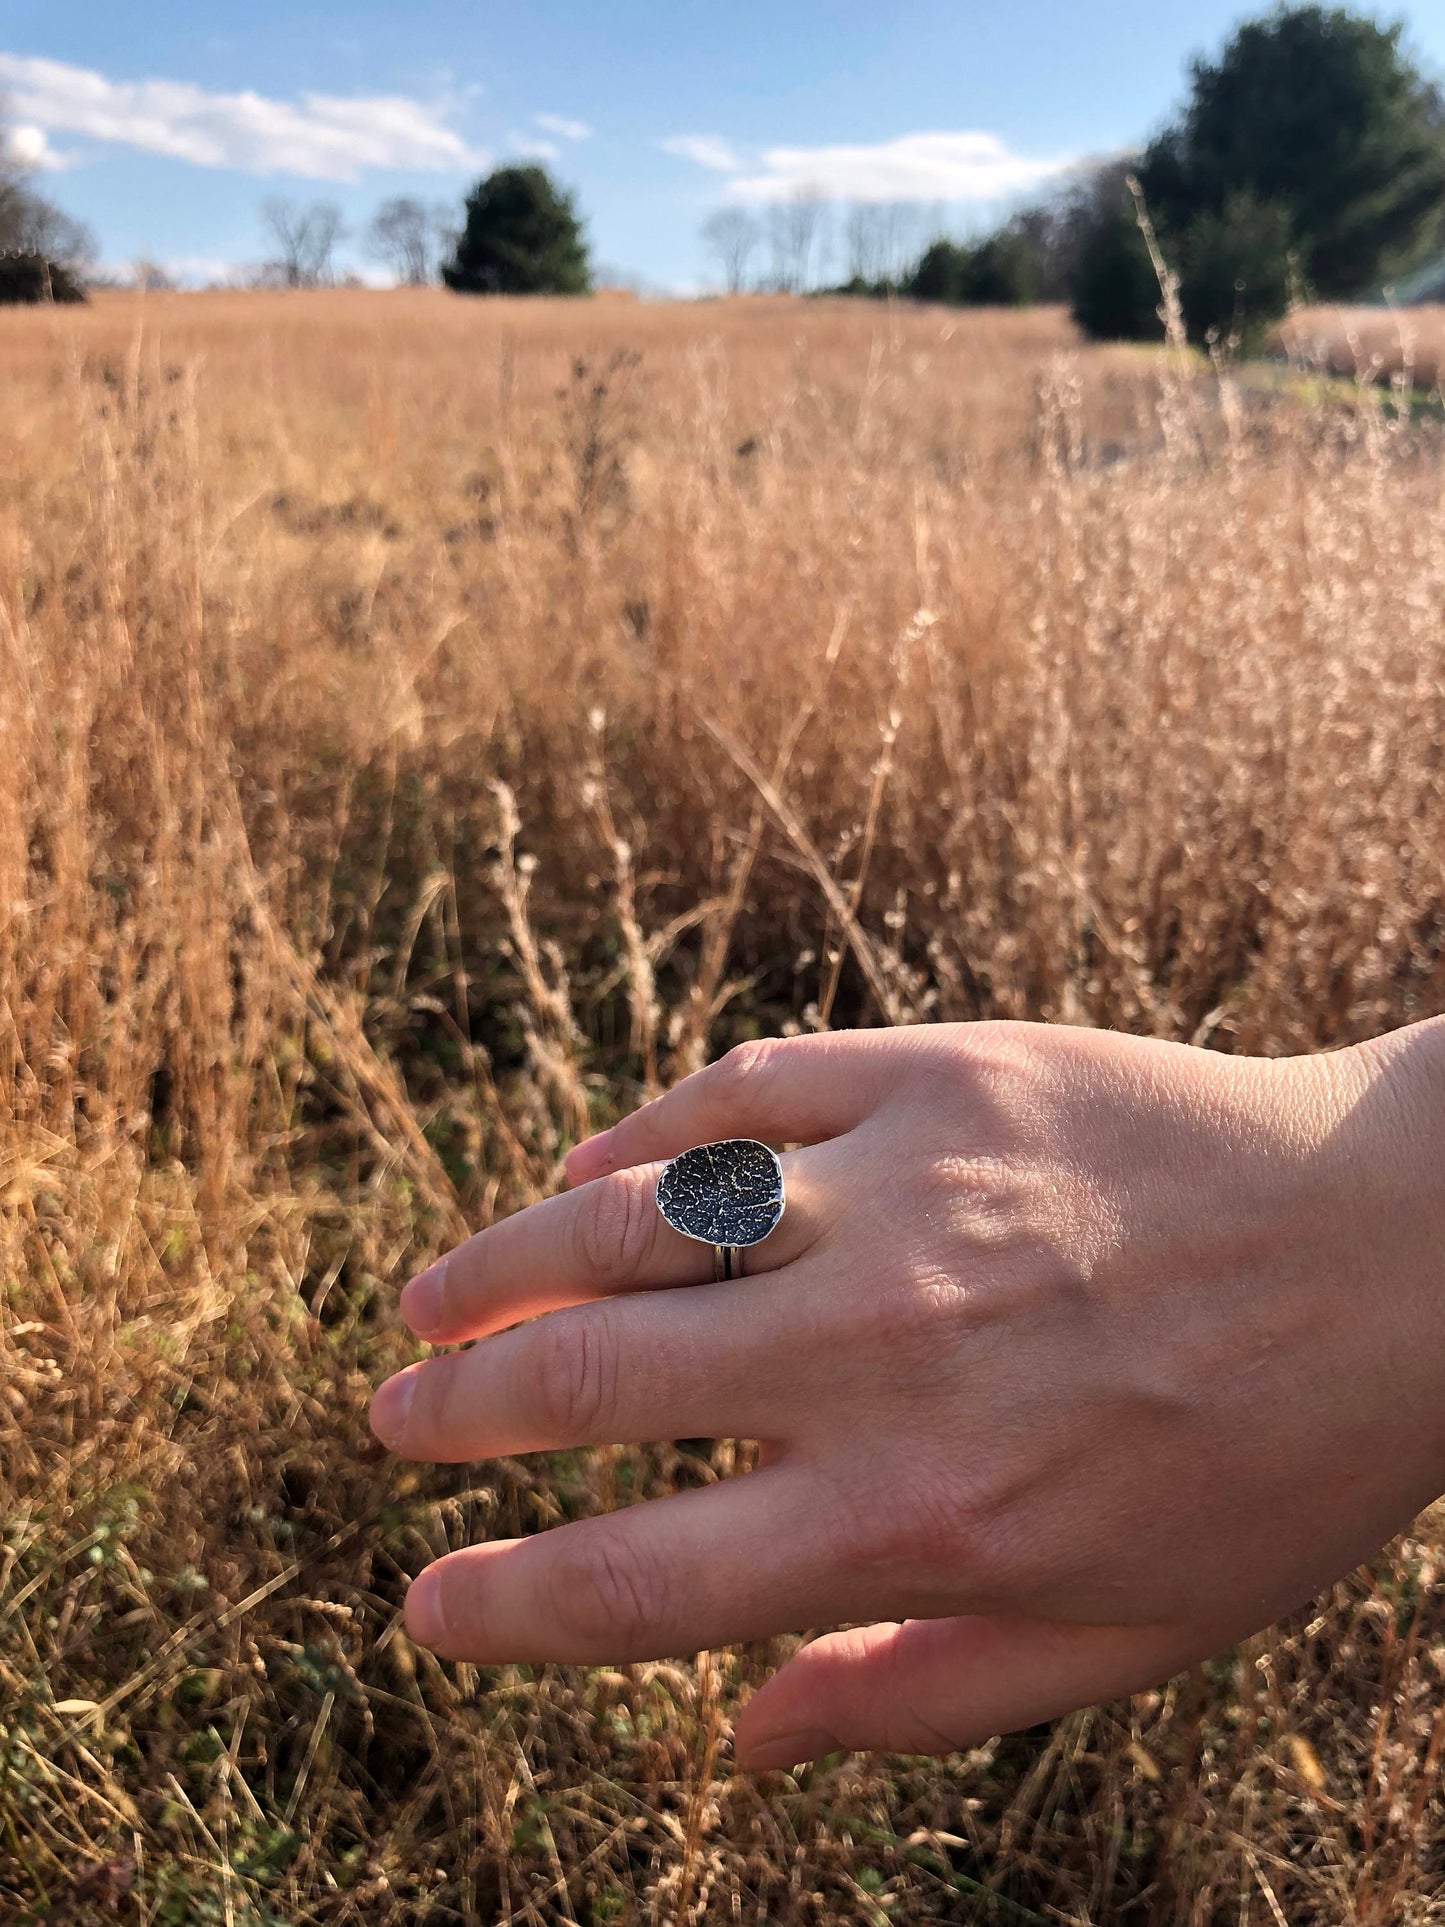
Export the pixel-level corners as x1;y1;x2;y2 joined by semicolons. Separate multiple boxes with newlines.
369;1017;1445;1770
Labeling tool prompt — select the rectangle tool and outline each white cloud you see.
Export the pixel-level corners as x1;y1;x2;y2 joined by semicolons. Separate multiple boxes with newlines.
0;51;486;181
659;134;741;173
158;254;239;287
535;113;591;142
4;121;73;170
726;131;1074;204
507;131;560;162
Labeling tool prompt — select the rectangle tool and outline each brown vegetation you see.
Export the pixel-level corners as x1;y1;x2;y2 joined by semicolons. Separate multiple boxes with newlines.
1278;302;1445;394
3;289;1445;1923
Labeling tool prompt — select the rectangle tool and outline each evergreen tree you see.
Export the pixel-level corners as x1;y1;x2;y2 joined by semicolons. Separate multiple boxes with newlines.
1178;191;1293;345
443;166;591;296
1070;191;1163;343
908;240;970;304
1139;6;1445;299
957;229;1036;306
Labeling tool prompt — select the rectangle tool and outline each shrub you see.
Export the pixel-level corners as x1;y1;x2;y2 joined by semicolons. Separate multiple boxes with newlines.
907;232;1035;309
1178;192;1293;346
958;230;1036;307
908;239;970;304
1070;195;1163;342
0;252;86;304
823;273;897;299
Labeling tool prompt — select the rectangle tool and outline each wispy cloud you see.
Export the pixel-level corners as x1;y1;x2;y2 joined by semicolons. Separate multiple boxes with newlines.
507;131;560;161
665;128;1074;203
535;113;591;142
659;134;741;173
0;52;487;181
4;121;73;170
158;254;243;287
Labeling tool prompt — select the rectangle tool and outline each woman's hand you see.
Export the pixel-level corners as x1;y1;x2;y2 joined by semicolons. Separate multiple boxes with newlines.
369;1019;1445;1769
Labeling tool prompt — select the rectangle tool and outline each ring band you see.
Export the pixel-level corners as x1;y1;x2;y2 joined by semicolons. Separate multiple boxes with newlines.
656;1139;785;1279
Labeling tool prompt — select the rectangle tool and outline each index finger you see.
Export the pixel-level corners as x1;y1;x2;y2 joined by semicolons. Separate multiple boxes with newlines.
565;1031;904;1183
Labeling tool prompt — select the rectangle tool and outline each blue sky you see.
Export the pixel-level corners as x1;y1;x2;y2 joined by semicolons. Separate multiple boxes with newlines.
5;2;1445;289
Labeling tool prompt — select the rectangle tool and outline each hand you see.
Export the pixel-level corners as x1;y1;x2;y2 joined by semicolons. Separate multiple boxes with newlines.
369;1018;1445;1769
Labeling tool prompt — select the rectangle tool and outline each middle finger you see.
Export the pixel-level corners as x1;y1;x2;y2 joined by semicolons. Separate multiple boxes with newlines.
372;1260;834;1461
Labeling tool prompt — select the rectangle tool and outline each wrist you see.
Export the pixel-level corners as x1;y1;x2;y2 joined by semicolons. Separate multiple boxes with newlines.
1319;1018;1445;1487
1340;1018;1445;1246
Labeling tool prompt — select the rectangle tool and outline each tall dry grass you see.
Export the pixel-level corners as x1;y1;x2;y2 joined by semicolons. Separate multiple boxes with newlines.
1278;302;1445;394
3;288;1445;1923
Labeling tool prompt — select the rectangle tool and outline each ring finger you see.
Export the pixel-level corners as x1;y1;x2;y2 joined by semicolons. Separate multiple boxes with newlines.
398;1144;839;1344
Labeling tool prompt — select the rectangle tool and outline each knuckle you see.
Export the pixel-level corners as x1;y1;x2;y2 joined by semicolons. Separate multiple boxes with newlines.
902;1153;1026;1251
851;1467;1009;1595
545;1529;666;1655
864;1243;975;1340
574;1165;659;1282
709;1037;781;1106
533;1310;622;1441
912;1021;1039;1118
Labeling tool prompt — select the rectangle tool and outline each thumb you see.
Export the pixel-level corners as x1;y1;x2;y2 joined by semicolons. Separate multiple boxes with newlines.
733;1615;1191;1769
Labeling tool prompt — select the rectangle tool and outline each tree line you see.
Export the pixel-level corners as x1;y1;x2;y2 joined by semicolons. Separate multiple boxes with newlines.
426;3;1445;344
5;2;1443;336
816;6;1445;344
227;170;589;294
255;195;456;289
701;199;930;297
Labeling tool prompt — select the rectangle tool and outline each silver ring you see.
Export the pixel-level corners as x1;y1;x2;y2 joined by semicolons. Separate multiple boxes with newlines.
655;1139;785;1283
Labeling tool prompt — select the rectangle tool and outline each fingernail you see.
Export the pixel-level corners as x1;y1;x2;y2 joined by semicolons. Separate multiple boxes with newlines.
369;1370;416;1451
401;1260;446;1338
405;1566;449;1650
735;1728;839;1772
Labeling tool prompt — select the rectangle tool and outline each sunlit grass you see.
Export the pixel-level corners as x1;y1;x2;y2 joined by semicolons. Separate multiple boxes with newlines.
1;288;1444;1922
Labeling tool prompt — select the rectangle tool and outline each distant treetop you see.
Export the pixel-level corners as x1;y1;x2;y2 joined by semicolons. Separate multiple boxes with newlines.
1068;2;1445;343
1139;4;1445;301
443;166;592;296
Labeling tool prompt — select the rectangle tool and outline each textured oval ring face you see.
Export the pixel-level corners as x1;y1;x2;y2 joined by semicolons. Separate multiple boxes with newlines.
655;1139;785;1249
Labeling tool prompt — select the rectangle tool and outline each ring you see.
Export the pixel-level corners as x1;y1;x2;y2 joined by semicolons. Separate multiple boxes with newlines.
655;1139;785;1282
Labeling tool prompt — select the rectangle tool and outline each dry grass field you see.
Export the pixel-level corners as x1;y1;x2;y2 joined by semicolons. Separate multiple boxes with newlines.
1278;302;1445;394
5;286;1445;1924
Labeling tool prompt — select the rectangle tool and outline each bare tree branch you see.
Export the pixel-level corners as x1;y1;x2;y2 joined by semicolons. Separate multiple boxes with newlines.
261;198;346;289
700;207;760;295
367;196;443;286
